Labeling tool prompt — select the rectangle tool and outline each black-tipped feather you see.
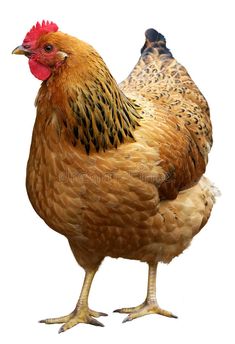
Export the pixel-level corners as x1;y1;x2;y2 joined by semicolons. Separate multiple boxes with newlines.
141;28;173;59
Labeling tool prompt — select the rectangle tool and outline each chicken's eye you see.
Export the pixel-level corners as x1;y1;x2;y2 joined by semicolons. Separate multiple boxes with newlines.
44;44;54;53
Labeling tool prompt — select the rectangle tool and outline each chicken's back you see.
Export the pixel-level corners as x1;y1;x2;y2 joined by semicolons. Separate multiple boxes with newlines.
121;29;212;157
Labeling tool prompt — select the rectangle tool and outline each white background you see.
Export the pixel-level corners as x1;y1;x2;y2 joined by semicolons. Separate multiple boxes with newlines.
1;0;234;343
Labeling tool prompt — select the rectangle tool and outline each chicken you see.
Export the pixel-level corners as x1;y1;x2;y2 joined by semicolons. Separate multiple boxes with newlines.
13;21;216;332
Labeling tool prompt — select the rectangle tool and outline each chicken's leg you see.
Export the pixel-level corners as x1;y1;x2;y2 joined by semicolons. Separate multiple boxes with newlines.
114;262;177;322
40;268;107;333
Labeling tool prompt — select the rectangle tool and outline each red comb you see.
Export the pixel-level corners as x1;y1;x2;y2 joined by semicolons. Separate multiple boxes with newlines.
23;20;58;46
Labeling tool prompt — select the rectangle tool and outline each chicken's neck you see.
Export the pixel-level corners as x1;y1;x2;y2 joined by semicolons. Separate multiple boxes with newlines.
67;76;141;154
38;66;142;154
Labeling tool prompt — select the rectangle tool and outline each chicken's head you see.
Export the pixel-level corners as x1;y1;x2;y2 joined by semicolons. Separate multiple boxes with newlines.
12;20;69;81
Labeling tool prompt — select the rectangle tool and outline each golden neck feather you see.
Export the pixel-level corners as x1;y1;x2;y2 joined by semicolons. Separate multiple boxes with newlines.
67;75;141;154
37;44;141;154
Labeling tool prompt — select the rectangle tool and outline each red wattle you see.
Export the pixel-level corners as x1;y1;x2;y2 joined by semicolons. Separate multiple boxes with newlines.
29;59;51;81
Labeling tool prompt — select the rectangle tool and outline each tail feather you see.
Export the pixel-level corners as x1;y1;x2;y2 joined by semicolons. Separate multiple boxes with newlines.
141;28;173;59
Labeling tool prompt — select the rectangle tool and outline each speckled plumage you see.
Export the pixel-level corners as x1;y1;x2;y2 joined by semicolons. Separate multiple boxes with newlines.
14;24;216;330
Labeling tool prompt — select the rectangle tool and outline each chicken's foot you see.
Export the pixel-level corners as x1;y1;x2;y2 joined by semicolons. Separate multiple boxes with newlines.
39;269;107;332
114;262;177;322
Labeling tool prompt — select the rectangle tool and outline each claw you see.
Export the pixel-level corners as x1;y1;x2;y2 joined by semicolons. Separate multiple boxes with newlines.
122;316;132;323
171;314;178;319
58;326;65;334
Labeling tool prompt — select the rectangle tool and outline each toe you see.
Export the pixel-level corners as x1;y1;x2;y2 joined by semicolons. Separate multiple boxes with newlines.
156;308;178;318
88;317;105;327
113;303;145;314
39;314;72;324
58;320;77;333
89;309;108;317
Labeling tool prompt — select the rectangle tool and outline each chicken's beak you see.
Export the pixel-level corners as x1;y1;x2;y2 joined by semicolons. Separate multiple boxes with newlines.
12;45;31;56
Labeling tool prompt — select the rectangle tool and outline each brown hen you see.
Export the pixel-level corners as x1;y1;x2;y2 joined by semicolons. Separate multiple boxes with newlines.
13;21;216;332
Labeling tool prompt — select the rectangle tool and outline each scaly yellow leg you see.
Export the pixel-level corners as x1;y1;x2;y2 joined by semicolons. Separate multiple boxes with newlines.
114;262;177;322
40;269;107;333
